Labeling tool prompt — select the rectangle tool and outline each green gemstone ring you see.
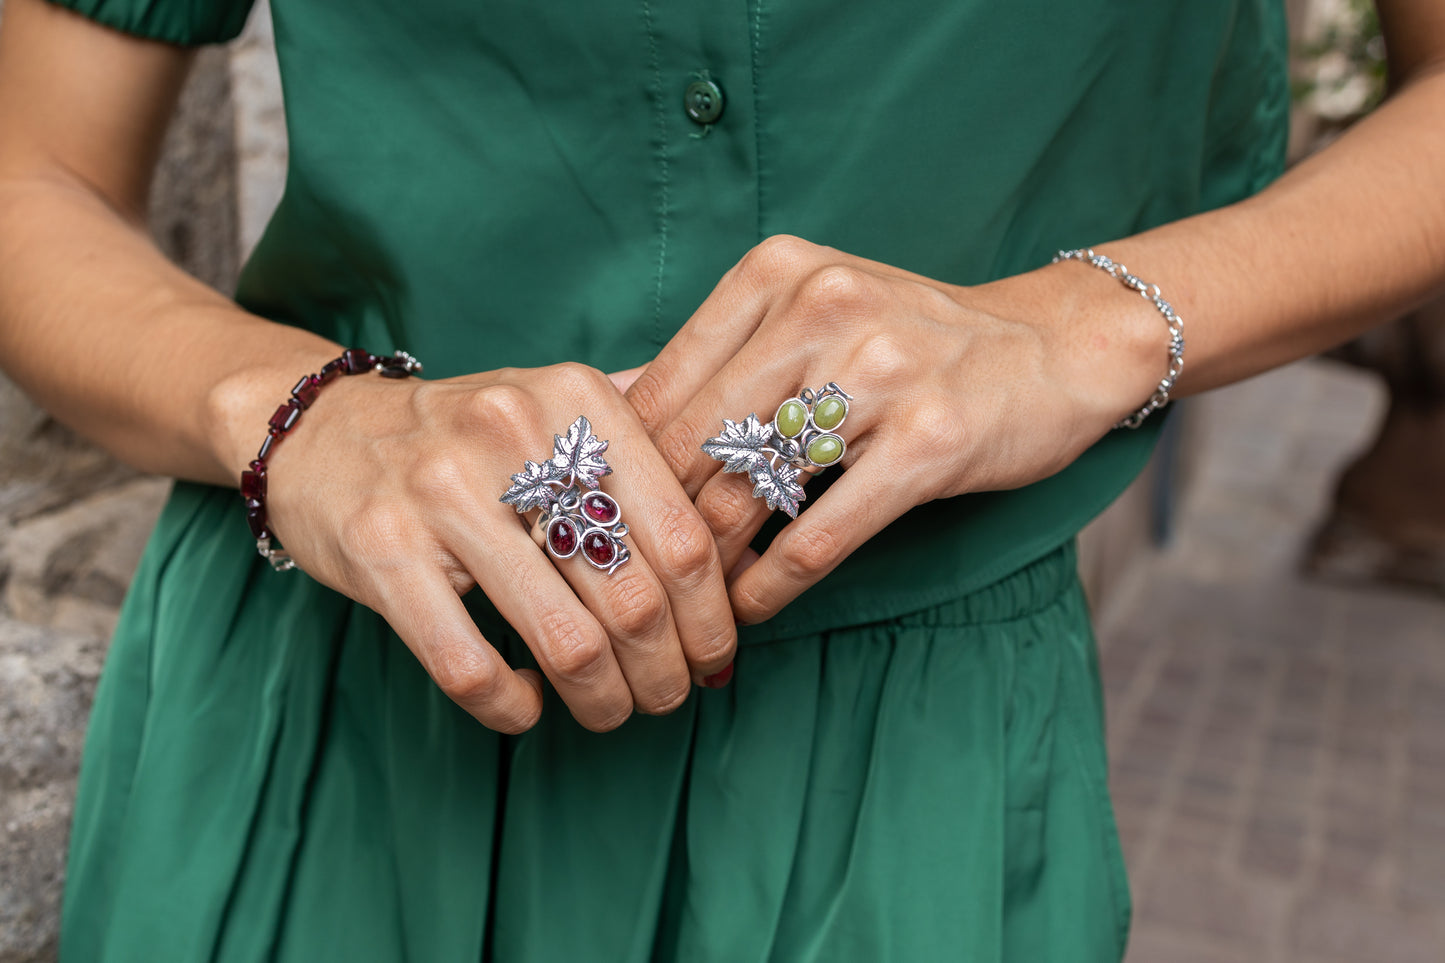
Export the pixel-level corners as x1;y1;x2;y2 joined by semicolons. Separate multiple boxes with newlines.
701;383;853;518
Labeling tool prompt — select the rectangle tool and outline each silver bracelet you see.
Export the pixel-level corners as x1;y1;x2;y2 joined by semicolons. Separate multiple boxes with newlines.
1053;248;1185;429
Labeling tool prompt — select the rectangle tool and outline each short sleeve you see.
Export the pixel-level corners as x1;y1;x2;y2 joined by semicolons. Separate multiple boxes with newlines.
46;0;256;46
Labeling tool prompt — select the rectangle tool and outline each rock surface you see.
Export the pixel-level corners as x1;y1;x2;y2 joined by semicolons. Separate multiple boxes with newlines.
0;619;107;963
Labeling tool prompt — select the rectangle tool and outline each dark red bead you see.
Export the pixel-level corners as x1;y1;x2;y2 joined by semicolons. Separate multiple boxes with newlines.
240;468;266;501
245;499;268;539
318;362;343;384
583;531;616;567
343;348;375;374
582;492;619;525
256;435;274;461
268;400;302;434
292;374;321;408
547;519;579;557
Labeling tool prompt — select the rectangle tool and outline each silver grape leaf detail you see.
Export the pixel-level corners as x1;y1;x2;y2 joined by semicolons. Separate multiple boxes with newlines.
748;459;806;518
701;414;774;475
500;458;567;512
551;415;612;490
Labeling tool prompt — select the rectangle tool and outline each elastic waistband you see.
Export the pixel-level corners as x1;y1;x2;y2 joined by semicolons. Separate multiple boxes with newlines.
891;539;1079;629
733;539;1081;648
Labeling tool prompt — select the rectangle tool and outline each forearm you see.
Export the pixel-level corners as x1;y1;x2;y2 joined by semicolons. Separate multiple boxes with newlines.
1104;60;1445;396
0;0;341;487
0;173;341;486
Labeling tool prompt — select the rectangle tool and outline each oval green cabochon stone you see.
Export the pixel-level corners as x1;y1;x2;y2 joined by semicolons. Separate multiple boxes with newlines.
806;433;844;466
776;399;808;438
813;395;847;431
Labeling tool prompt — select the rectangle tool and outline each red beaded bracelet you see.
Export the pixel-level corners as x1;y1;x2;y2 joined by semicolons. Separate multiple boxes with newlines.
239;348;423;571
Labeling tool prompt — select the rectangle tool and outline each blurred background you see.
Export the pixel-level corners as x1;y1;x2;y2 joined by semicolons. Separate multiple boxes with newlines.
1;1;1441;960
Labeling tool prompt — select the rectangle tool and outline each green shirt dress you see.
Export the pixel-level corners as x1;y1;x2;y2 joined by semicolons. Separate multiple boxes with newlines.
52;0;1290;959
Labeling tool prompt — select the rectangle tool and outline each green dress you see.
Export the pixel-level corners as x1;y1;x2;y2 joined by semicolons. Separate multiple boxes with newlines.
53;0;1289;959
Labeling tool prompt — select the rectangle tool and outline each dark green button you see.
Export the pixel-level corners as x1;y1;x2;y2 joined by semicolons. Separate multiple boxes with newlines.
684;80;724;125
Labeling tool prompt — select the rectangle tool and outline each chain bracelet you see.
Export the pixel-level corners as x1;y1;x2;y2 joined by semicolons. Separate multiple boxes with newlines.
1053;248;1185;429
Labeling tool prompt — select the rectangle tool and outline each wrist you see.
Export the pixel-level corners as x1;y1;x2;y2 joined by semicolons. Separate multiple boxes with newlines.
1052;249;1186;428
971;260;1164;432
227;347;425;572
202;342;346;485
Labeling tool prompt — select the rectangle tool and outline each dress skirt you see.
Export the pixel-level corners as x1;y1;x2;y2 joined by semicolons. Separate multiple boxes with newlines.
61;482;1131;962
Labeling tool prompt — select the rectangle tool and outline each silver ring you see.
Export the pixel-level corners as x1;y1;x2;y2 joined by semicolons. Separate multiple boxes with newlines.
501;415;631;574
701;383;852;518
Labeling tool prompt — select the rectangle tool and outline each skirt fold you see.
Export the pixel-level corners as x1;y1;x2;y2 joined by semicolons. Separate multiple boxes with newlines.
62;487;1129;963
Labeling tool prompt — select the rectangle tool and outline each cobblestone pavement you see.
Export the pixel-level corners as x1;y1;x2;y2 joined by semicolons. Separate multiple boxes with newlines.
1098;360;1445;963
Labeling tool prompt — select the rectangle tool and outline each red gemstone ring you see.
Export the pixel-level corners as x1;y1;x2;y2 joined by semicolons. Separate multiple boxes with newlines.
501;416;631;575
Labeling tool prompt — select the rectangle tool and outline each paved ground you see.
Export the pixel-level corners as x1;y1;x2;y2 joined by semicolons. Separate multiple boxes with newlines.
1097;360;1445;963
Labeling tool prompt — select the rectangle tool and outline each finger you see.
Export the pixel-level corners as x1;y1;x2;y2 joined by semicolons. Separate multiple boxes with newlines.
656;341;806;501
626;236;925;445
693;459;835;576
492;366;734;701
681;317;877;568
443;508;638;732
726;447;911;625
591;408;737;687
652;266;892;502
625;236;821;440
730;546;761;581
697;416;874;581
539;509;697;715
377;566;545;734
693;469;774;575
608;364;648;394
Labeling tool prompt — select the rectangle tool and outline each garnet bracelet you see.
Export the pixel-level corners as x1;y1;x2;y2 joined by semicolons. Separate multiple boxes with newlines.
239;348;423;571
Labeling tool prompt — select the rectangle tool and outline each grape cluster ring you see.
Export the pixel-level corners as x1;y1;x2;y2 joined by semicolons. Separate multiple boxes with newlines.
701;383;852;518
500;416;631;574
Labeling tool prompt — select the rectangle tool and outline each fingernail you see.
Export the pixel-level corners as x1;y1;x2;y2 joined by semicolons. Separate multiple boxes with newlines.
703;663;734;689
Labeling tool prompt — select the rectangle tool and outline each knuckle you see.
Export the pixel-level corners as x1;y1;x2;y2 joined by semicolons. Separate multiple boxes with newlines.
581;700;634;733
904;400;962;452
654;425;703;482
410;450;469;505
639;679;693;717
606;574;671;640
697;482;759;541
467;383;534;432
795;265;875;319
687;633;736;673
338;504;410;564
728;578;773;627
429;643;500;706
853;331;911;382
538;611;610;680
651;505;719;583
776;523;845;580
626;368;670;435
548;361;610;397
739;234;816;282
491;709;540;736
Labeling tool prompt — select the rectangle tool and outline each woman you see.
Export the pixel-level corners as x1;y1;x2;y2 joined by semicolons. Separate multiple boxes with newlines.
1;0;1442;959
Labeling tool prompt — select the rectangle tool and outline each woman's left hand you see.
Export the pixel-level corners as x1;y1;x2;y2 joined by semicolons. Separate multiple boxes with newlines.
626;235;1162;624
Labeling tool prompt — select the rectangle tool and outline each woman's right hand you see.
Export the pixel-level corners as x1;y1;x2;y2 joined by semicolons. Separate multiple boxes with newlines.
0;2;734;736
247;360;738;734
